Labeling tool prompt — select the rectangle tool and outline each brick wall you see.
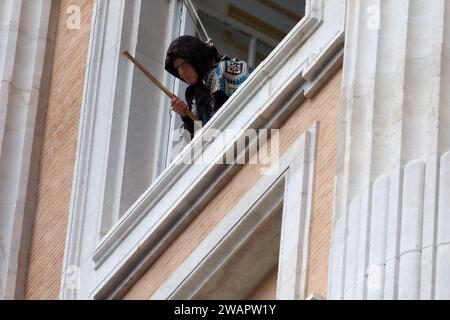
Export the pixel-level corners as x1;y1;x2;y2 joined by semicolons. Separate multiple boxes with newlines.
25;0;93;300
123;69;342;300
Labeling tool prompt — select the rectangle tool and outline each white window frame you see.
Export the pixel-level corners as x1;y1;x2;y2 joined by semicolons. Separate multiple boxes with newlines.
61;0;346;299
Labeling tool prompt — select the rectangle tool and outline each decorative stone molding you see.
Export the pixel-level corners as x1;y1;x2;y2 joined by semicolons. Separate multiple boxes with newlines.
151;124;318;300
62;0;345;299
328;0;450;300
0;0;55;299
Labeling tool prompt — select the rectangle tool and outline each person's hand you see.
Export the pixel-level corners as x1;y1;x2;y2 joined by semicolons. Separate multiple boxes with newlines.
170;97;187;117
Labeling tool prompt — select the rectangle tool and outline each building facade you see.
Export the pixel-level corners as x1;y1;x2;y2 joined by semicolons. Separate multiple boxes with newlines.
0;0;448;300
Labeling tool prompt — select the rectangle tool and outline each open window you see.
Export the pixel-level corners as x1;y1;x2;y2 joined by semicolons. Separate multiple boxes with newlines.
169;0;307;160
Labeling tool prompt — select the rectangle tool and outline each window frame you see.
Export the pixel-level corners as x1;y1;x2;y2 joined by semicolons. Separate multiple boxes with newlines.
61;0;346;299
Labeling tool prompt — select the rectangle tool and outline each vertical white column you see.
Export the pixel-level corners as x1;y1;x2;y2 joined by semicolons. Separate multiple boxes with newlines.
434;0;450;300
329;0;450;300
277;124;318;300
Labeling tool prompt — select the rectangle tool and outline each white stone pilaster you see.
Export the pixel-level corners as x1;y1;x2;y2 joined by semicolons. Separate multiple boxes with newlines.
329;0;450;300
0;0;54;300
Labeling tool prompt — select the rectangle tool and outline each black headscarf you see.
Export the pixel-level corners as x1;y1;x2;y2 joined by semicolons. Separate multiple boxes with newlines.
165;35;219;82
165;36;226;139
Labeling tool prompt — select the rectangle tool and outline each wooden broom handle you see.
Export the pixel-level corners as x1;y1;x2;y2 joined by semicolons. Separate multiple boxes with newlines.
122;51;199;122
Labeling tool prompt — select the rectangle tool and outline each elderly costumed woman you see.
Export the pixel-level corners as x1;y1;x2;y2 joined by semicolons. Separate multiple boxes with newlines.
165;35;254;138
